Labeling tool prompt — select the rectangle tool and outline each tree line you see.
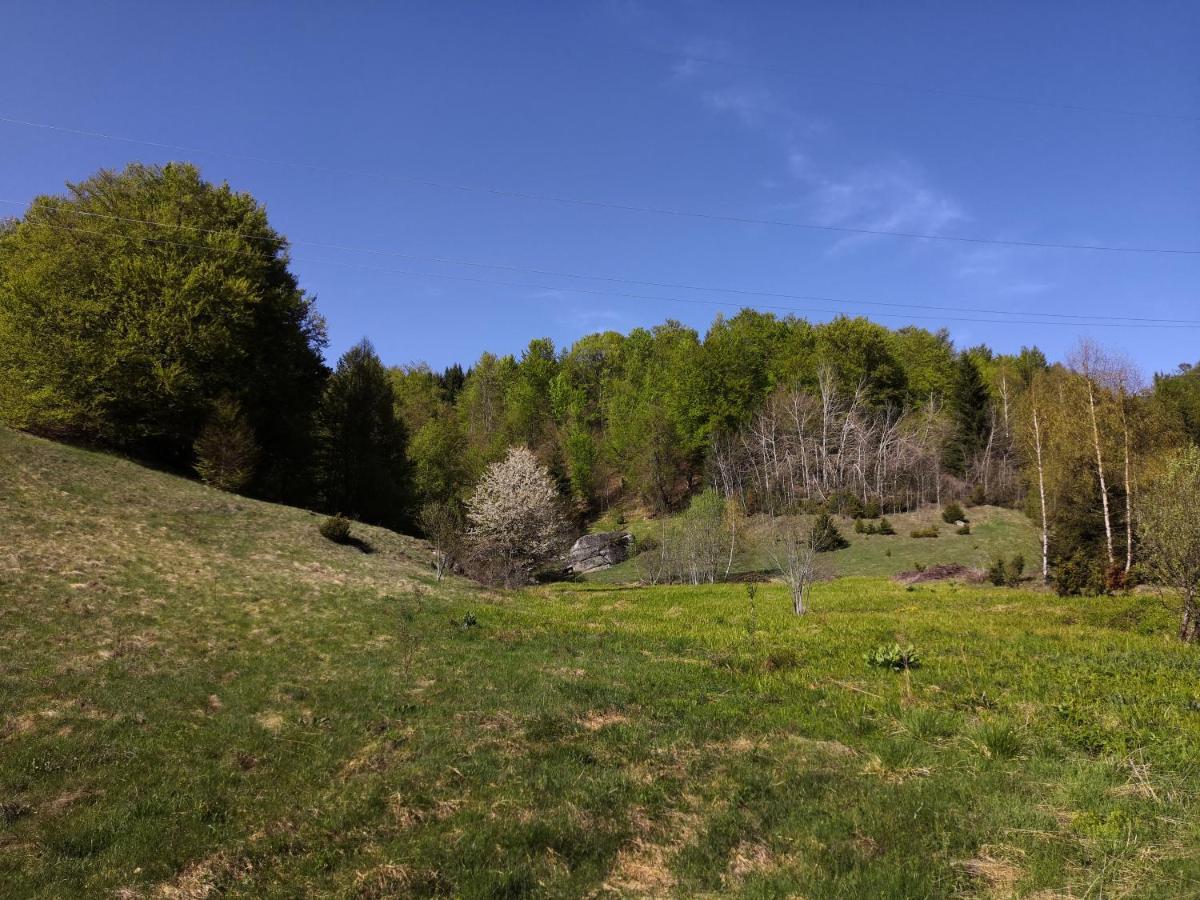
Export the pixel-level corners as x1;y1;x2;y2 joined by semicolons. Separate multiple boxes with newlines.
3;163;1199;634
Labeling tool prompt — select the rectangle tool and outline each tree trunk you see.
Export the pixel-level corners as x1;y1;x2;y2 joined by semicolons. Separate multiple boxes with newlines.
1120;395;1134;573
1181;598;1200;643
1032;403;1050;583
1086;378;1116;566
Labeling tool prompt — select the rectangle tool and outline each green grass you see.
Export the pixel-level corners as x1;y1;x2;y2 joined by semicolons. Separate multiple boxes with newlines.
589;504;1041;584
2;426;1200;897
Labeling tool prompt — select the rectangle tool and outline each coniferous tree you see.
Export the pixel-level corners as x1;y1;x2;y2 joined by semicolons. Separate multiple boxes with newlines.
945;354;990;476
316;340;409;529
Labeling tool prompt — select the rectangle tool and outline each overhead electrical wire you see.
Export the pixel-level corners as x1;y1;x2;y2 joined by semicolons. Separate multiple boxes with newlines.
2;114;1198;256
4;199;1198;326
9;215;1199;330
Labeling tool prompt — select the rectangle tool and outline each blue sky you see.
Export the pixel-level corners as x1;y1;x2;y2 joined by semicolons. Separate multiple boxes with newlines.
2;2;1197;377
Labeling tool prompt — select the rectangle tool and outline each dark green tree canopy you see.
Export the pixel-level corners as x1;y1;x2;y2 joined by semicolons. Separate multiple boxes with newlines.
316;339;409;528
0;162;327;492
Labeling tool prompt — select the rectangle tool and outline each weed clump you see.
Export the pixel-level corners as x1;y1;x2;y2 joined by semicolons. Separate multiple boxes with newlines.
319;514;353;544
910;525;939;539
864;643;920;671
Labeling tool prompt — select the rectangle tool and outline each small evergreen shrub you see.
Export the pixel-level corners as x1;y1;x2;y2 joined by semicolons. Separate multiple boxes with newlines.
911;525;939;539
1053;552;1105;596
877;517;896;535
956;522;971;535
854;517;866;534
194;396;259;493
968;485;987;506
987;554;1027;587
319;514;353;544
810;511;849;552
863;497;882;519
942;503;966;524
864;643;920;671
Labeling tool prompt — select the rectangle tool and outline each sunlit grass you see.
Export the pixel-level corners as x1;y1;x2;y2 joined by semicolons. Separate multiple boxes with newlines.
2;426;1199;897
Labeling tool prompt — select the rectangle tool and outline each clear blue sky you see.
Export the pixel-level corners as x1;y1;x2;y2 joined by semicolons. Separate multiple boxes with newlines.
2;2;1197;378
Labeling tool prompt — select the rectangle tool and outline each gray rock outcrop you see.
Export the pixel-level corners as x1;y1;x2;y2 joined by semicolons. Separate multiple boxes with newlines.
566;531;634;574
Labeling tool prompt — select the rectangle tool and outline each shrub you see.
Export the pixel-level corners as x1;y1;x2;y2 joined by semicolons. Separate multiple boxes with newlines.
193;396;259;493
810;511;849;552
854;518;866;534
864;643;920;671
877;517;896;535
988;554;1026;587
1053;551;1106;597
968;485;987;507
956;522;971;535
942;503;967;524
863;497;882;519
911;525;939;539
319;514;352;544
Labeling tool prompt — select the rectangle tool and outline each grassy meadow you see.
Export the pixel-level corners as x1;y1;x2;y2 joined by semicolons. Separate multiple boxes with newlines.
587;504;1042;584
2;425;1200;897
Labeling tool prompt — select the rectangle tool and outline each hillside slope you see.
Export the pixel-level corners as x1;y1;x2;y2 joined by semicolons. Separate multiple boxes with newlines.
2;426;1199;898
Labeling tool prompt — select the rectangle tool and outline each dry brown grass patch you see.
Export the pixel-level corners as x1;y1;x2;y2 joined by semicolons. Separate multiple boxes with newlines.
579;710;629;731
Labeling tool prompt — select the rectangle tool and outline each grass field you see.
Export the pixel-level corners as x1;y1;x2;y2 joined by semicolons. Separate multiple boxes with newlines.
2;426;1200;898
587;504;1042;584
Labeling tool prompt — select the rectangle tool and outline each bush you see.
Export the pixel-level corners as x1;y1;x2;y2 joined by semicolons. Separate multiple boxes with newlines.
987;554;1027;587
968;485;987;507
810;511;849;552
319;514;352;544
1053;552;1106;597
956;522;971;535
863;497;882;519
854;518;866;534
864;643;920;671
911;525;939;539
877;517;896;535
942;503;967;524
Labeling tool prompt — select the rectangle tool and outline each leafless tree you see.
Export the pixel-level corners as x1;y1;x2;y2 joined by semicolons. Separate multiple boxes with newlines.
417;501;463;582
767;519;820;615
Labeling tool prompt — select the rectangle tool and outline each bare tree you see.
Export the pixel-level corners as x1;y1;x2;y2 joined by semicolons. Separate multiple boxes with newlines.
1071;340;1116;567
1026;382;1051;583
768;520;820;615
1137;446;1200;642
417;501;463;582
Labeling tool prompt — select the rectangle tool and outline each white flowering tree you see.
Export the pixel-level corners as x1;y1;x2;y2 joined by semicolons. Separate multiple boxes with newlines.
466;446;570;585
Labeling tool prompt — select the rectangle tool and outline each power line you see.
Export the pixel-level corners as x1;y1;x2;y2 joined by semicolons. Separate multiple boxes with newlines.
633;46;1200;123
2;113;1198;256
5;198;1199;326
11;217;1200;330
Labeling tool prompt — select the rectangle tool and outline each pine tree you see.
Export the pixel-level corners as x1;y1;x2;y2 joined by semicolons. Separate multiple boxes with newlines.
315;340;409;529
946;354;990;476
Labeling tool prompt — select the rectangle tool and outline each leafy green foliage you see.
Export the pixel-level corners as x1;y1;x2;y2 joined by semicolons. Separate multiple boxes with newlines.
910;525;939;539
1053;551;1106;597
864;643;921;671
0;163;326;495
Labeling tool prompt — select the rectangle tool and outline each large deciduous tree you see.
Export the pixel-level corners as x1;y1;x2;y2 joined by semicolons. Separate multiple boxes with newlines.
1137;445;1200;642
0;163;327;497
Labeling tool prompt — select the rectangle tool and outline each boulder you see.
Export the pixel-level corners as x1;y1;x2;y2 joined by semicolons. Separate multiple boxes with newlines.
566;530;634;574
